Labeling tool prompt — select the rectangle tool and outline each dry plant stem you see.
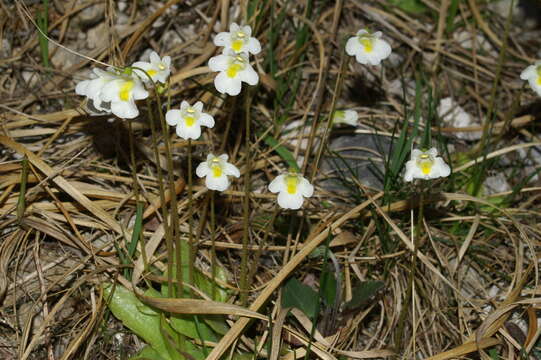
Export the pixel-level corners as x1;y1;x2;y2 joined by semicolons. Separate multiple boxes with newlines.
187;139;195;294
146;98;173;295
240;94;252;306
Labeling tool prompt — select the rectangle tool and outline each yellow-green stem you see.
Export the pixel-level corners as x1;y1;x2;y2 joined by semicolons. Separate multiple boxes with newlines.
146;98;173;295
187;139;195;295
240;97;251;306
155;93;183;298
210;190;216;300
127;120;147;272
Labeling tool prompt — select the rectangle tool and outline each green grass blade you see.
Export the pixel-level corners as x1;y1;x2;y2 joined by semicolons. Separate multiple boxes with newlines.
37;0;50;69
262;134;300;171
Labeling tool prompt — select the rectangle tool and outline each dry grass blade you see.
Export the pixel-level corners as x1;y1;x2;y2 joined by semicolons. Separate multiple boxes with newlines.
137;295;268;320
0;136;122;234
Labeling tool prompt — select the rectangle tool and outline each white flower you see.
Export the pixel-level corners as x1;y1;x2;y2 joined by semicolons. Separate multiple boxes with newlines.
332;110;358;126
404;148;451;182
268;171;314;210
196;154;240;192
99;71;149;119
208;51;259;96
165;100;215;140
345;29;392;66
520;61;541;96
75;67;118;112
132;51;171;84
214;23;261;55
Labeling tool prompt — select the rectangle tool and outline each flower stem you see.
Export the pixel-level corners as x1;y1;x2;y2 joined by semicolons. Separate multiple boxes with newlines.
127;120;147;273
240;96;252;306
146;98;173;296
187;138;195;295
210;190;216;300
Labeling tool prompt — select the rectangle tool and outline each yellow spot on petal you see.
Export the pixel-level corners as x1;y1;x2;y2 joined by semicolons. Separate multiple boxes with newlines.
420;162;432;175
119;81;134;101
334;110;345;120
232;39;243;52
417;154;433;175
286;175;298;194
537;76;541;86
147;69;157;76
359;38;373;53
212;164;222;178
158;64;166;70
226;63;243;78
185;116;195;127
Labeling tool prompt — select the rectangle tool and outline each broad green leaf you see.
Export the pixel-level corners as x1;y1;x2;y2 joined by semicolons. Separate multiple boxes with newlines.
344;281;384;311
103;283;174;360
131;346;167;360
146;286;219;343
281;277;318;319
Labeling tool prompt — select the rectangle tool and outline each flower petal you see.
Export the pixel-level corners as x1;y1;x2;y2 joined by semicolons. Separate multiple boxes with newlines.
268;175;285;193
214;32;230;47
208;55;229;72
193;101;204;112
149;51;160;64
199;113;215;128
277;192;304;210
345;37;359;56
111;100;139;119
206;174;230;192
214;72;242;96
299;178;314;198
248;38;261;54
239;66;259;85
166;109;181;126
196;162;209;178
223;163;240;178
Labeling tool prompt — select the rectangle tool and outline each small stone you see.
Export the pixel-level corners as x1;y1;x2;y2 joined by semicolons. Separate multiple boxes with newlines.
320;134;391;192
87;22;108;49
483;174;511;195
453;31;495;55
437;97;482;141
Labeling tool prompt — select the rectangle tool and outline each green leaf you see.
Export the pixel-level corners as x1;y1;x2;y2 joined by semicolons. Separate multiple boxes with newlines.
103;284;174;360
389;0;427;14
320;264;337;307
281;277;318;319
344;281;384;311
262;135;300;172
131;346;167;360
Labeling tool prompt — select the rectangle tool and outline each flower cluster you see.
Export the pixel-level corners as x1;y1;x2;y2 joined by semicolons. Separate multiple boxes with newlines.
75;51;171;119
73;22;459;211
208;23;260;96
